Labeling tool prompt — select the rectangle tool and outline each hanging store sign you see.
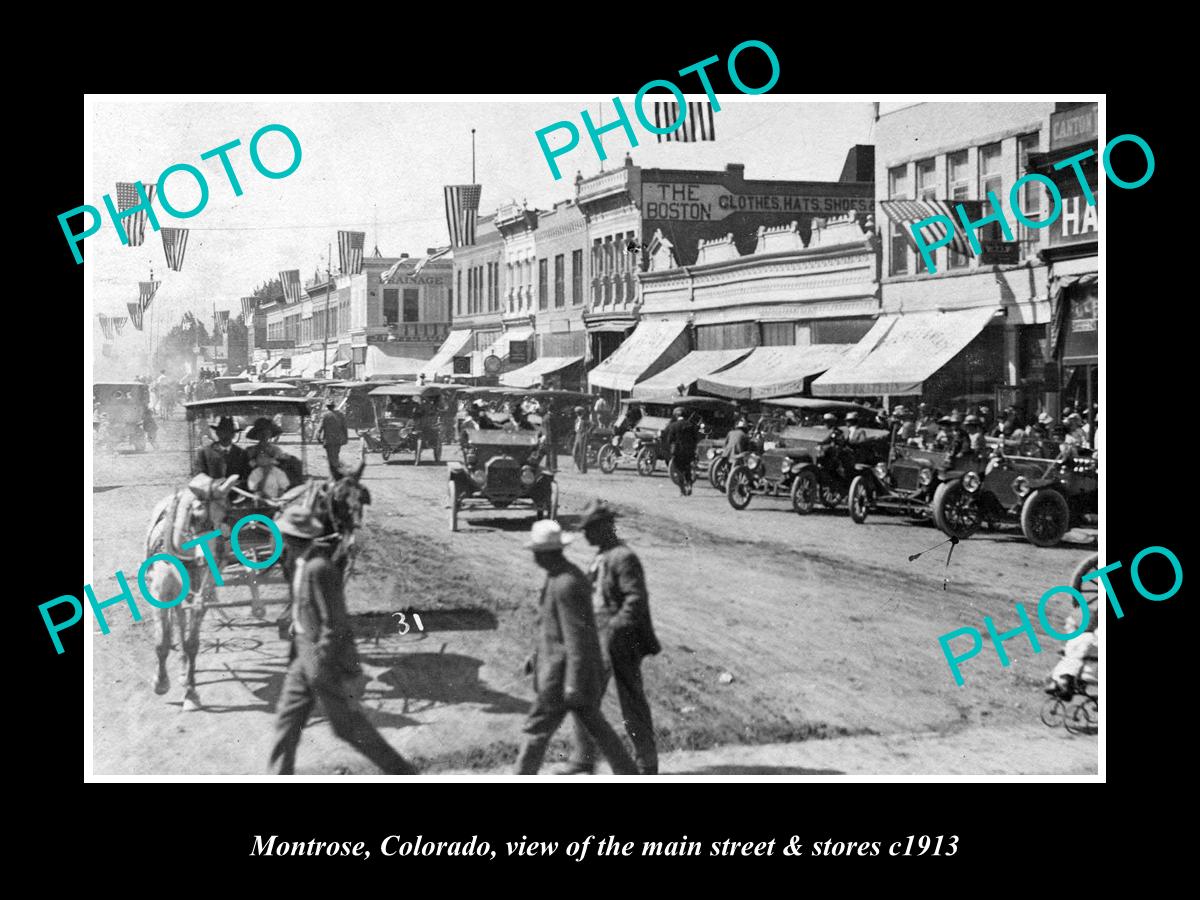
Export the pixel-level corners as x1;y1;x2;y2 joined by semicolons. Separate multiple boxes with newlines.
980;241;1019;265
641;182;873;222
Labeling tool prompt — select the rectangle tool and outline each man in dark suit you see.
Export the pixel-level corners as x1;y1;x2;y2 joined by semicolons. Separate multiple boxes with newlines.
661;406;700;496
316;401;349;476
196;416;250;482
514;520;639;775
562;500;662;775
268;505;418;775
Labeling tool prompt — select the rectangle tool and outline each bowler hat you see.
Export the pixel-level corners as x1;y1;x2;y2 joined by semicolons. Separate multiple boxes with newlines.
525;519;574;551
579;498;618;528
210;415;239;437
276;506;325;539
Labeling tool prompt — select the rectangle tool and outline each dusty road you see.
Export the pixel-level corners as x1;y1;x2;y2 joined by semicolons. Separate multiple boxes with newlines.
90;422;1098;775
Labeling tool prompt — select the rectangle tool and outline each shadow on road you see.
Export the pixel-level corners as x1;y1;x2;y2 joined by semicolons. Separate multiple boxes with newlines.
680;764;845;775
362;650;529;715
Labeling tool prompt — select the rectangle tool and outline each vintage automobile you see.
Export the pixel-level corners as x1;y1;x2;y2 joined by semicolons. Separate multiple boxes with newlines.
326;380;387;434
230;382;306;433
599;396;738;480
211;375;244;398
725;418;889;514
707;398;882;492
447;430;558;532
94;382;152;452
844;437;989;527
931;448;1099;547
368;383;454;463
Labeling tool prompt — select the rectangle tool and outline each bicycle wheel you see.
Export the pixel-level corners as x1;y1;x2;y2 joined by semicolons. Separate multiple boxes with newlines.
1065;697;1098;735
1039;696;1067;729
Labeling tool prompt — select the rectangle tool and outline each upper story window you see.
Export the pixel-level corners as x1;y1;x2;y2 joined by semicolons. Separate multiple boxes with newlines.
978;142;1004;244
887;164;909;276
915;158;937;273
1016;131;1041;260
947;150;970;269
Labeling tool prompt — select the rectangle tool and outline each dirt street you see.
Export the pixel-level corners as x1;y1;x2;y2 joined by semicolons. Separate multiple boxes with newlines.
90;422;1098;775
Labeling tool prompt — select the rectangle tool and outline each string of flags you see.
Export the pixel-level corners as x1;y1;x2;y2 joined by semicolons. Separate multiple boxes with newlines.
161;227;189;271
96;314;128;340
127;302;144;331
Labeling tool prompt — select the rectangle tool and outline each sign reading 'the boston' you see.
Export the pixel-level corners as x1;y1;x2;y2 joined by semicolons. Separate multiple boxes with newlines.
643;182;873;222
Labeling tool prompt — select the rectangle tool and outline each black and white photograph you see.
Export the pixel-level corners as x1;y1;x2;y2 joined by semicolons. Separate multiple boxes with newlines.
81;95;1109;780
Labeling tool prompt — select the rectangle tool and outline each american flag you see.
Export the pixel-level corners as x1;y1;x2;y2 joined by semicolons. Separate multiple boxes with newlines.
161;227;189;271
98;314;114;341
653;101;716;142
879;199;984;257
240;296;257;319
338;230;365;276
111;316;127;336
279;269;303;303
444;184;482;247
127;301;144;331
139;280;160;312
115;182;157;246
215;309;230;336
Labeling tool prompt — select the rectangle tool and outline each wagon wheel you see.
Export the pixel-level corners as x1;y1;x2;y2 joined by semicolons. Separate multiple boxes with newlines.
448;480;459;532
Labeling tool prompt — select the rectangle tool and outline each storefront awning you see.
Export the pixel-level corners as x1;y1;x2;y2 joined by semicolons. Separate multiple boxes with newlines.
500;356;583;388
631;349;752;399
364;345;427;379
587;320;690;392
697;345;853;400
811;307;998;397
419;329;475;378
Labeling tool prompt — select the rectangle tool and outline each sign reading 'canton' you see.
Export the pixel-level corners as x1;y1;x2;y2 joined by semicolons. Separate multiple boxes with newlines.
642;183;873;222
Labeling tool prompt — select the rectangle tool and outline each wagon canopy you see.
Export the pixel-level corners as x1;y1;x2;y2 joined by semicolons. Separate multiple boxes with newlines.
184;396;312;421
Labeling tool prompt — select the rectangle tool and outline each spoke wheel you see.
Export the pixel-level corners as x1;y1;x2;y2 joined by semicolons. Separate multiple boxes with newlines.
1021;489;1069;547
848;475;870;524
932;480;981;539
790;469;818;515
598;444;618;474
1040;696;1068;729
709;458;730;491
635;447;656;477
726;466;752;510
1065;697;1098;735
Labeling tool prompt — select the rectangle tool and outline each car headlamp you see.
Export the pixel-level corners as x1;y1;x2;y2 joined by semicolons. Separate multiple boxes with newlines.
1012;475;1030;497
963;471;981;492
874;462;888;480
611;435;621;447
780;459;792;474
706;448;717;460
520;466;537;486
746;454;760;470
918;467;933;486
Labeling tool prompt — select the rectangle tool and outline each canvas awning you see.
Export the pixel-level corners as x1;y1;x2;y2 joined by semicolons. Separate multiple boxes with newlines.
631;349;752;399
696;345;853;400
419;329;475;378
364;344;427;379
811;306;999;397
500;356;583;388
587;319;690;392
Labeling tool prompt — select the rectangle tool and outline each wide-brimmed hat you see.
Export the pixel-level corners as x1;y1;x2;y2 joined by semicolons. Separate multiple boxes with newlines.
579;498;618;528
1065;413;1083;425
1038;412;1054;425
963;414;981;426
246;417;282;441
525;519;573;551
574;406;586;414
276;505;325;539
210;416;239;437
822;412;837;422
891;405;910;417
845;412;859;422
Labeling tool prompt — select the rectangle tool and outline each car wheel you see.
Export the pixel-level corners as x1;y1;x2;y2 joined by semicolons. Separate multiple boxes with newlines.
848;475;870;524
598;444;618;474
726;466;753;511
1021;489;1069;547
709;458;730;492
932;480;981;539
635;447;656;477
790;469;818;515
448;481;459;532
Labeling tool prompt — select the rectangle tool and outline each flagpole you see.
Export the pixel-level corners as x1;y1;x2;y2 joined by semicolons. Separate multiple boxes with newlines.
323;243;331;376
471;128;476;184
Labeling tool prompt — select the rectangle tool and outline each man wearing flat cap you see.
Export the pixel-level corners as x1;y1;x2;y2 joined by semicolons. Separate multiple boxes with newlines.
196;416;250;483
514;519;639;775
269;505;418;775
561;499;661;775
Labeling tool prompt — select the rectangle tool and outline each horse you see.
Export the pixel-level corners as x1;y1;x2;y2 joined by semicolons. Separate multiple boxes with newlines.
143;451;371;711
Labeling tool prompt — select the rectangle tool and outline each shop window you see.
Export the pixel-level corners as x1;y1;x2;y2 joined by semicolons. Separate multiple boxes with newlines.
384;288;399;326
810;318;873;344
760;322;795;346
403;289;419;323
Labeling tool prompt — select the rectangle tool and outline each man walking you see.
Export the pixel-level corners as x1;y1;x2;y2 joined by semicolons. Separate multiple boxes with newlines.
572;405;591;474
269;506;418;775
561;500;661;775
316;400;349;476
514;520;639;775
541;402;558;473
661;406;700;496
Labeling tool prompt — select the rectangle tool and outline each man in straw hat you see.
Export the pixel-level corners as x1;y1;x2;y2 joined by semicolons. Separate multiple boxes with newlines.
196;416;250;482
268;505;418;775
514;519;639;775
559;499;661;775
